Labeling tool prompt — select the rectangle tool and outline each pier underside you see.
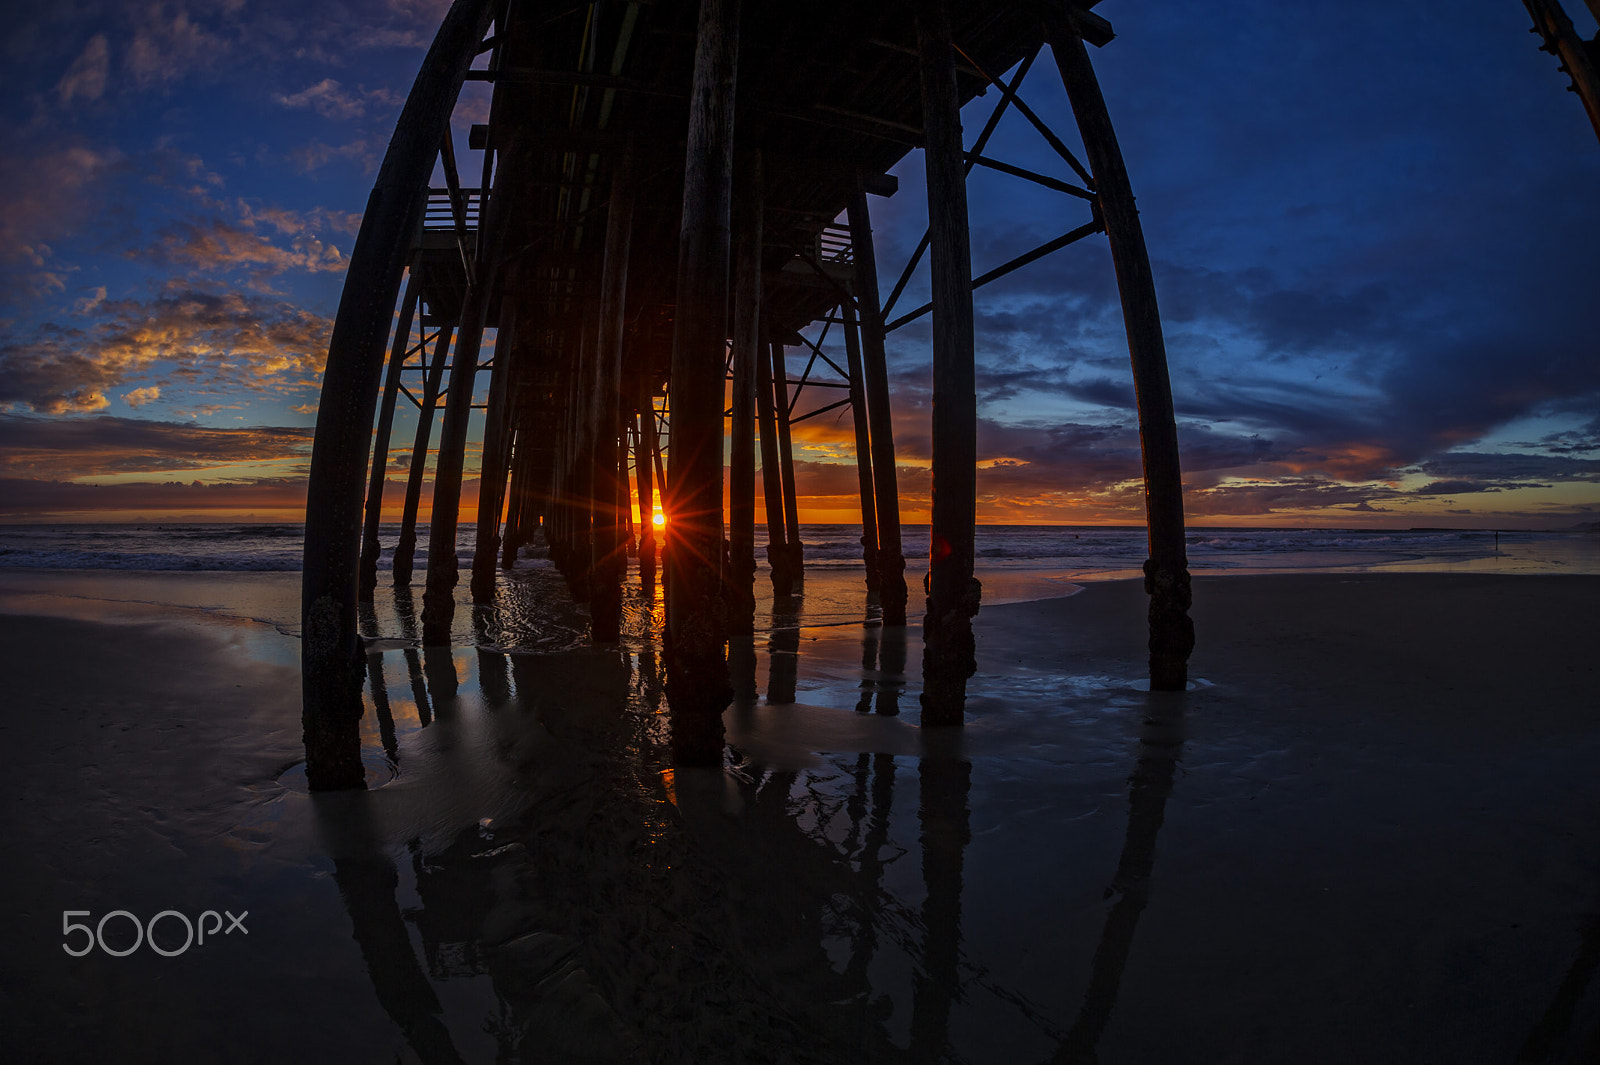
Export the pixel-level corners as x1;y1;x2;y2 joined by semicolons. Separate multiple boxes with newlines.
301;0;1193;789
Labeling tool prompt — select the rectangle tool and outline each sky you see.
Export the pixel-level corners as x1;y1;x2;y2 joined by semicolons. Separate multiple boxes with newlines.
1;0;1597;528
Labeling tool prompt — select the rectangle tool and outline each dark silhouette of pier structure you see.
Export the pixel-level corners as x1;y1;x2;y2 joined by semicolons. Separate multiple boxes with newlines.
1524;0;1600;142
300;0;1194;790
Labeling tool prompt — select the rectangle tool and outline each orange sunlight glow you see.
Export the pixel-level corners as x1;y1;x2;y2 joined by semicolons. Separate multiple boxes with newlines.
652;510;666;526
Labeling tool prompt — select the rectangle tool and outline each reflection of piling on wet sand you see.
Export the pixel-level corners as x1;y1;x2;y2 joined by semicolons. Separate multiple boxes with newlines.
7;568;1600;1062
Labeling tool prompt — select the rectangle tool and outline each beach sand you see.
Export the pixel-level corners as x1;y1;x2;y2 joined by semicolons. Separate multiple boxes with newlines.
2;572;1598;1062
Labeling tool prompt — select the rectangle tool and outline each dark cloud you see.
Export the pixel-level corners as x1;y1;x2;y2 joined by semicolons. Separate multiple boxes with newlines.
0;476;308;519
868;4;1600;516
1408;451;1600;483
0;141;123;299
0;472;492;521
4;1;451;113
0;413;313;478
1537;416;1600;455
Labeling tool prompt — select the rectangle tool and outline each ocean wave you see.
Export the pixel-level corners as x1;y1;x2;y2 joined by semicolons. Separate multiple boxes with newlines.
0;549;302;571
0;522;1560;575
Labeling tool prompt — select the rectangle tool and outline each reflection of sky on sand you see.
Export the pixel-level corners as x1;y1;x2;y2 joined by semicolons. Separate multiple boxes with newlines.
7;564;1600;1060
2;523;1592;647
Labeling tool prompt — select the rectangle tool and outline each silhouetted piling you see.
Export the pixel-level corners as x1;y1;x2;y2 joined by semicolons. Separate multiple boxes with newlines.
841;298;880;593
664;0;738;763
422;277;491;645
756;336;791;595
556;316;596;597
500;430;530;567
635;398;658;585
359;274;419;602
727;149;763;631
918;0;982;725
469;304;517;601
1046;20;1194;690
589;148;637;644
300;0;494;790
847;188;908;625
771;339;805;589
394;322;455;586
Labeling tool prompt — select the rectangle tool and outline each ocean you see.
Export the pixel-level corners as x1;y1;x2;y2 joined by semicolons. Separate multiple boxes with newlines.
3;521;1595;577
1;522;1595;650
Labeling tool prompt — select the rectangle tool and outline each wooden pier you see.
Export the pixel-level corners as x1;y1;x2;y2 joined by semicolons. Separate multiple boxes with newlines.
300;0;1193;788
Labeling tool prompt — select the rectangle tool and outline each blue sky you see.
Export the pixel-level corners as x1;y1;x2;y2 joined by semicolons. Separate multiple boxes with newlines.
1;0;1597;526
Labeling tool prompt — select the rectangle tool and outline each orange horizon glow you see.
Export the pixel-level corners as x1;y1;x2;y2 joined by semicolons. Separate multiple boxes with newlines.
1;468;1589;532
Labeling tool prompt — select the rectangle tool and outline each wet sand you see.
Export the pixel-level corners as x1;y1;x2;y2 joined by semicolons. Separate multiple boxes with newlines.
2;572;1599;1062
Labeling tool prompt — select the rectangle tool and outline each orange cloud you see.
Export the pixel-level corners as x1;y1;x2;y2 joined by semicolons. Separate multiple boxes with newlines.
146;217;347;280
0;414;313;479
0;476;310;522
235;200;362;238
1276;441;1404;482
0;289;331;413
275;78;399;121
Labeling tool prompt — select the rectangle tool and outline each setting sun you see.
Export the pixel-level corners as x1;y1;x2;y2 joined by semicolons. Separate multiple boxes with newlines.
652;511;665;526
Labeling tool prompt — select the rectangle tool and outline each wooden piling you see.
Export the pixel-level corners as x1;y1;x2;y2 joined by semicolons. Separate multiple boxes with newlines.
847;189;908;625
664;0;739;764
300;0;494;790
468;310;517;601
590;148;638;643
1045;22;1194;690
547;337;575;576
772;339;805;587
917;0;982;725
358;273;419;603
728;149;763;630
500;430;526;567
559;314;597;596
394;322;454;587
421;278;491;645
841;297;881;594
755;336;790;594
635;397;658;584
